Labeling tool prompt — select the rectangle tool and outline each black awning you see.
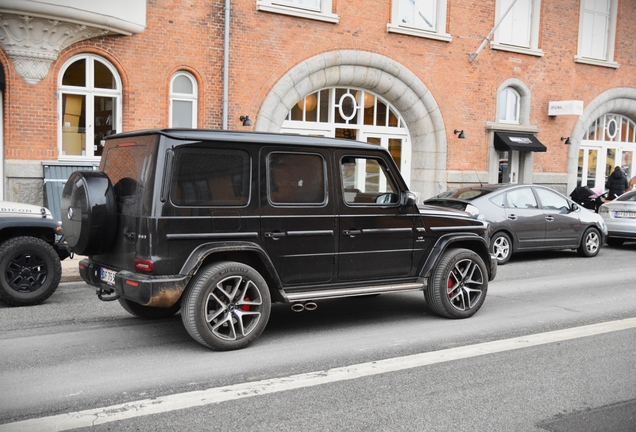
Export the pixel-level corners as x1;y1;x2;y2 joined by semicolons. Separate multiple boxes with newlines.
494;131;547;152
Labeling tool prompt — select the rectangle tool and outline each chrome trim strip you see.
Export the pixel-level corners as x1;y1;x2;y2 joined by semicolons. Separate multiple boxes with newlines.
285;282;424;302
166;232;259;239
429;225;485;232
286;230;334;237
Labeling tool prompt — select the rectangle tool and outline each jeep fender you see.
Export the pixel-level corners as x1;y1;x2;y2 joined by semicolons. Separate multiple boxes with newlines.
179;241;287;302
419;233;496;283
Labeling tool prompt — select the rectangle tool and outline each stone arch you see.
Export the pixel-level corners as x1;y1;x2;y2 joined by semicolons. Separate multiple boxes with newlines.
255;50;446;198
566;87;636;192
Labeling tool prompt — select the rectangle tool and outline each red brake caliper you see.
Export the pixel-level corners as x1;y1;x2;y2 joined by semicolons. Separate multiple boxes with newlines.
240;296;250;311
447;276;454;297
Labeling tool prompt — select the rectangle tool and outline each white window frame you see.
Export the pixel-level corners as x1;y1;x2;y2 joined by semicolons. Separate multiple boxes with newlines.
491;0;543;57
575;0;618;68
498;88;521;124
387;0;451;42
169;72;198;128
256;0;338;23
57;54;122;162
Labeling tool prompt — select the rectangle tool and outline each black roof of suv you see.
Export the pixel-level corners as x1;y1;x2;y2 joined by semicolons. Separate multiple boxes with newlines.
62;129;496;350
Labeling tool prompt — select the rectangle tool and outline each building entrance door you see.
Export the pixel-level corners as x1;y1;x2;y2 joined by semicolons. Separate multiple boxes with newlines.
498;150;519;184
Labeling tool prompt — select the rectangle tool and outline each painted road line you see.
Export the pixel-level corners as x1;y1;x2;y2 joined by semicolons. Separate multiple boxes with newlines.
3;317;636;432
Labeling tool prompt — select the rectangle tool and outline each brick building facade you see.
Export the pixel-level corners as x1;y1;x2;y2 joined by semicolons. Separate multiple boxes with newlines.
1;0;635;209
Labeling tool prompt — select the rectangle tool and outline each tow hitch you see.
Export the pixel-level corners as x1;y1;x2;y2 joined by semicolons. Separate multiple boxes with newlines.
97;286;120;302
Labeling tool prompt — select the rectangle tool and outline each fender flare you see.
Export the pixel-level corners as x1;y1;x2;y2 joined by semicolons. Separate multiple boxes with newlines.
419;233;494;281
179;241;286;302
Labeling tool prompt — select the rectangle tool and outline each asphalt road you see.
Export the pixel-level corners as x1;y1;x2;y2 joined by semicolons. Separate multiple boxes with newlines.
1;244;635;431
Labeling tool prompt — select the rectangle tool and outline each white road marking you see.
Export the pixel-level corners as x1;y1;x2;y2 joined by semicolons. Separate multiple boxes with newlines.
3;317;636;432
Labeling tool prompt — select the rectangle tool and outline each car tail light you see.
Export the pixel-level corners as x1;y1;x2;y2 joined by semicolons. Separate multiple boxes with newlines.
134;258;154;273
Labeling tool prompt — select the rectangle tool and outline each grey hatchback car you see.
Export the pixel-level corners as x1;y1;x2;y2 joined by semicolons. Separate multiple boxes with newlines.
425;184;607;264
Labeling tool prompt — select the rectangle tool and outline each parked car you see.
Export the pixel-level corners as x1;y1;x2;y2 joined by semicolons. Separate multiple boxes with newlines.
61;129;496;351
424;184;607;264
0;201;72;306
598;190;636;246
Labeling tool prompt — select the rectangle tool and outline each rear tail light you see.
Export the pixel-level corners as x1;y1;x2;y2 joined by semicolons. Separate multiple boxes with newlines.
134;258;154;273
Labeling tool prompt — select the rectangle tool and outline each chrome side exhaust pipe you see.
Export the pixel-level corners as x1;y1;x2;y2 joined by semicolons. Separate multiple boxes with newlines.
291;301;318;312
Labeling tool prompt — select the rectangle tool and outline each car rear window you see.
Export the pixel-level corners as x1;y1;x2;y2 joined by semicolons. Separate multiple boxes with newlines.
170;147;251;207
435;188;492;201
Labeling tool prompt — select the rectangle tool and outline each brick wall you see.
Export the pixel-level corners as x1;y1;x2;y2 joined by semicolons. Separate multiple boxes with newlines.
2;0;635;202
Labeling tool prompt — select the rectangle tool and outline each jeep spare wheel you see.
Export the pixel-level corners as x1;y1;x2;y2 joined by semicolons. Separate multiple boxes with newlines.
61;171;117;256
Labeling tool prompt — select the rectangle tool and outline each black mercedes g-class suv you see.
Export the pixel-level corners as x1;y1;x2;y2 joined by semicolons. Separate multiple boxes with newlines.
62;129;496;350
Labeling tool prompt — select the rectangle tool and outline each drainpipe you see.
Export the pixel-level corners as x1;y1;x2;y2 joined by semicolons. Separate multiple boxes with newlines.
222;0;230;129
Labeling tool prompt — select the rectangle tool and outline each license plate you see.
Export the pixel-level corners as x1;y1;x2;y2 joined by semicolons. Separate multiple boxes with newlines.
100;267;117;285
615;211;636;219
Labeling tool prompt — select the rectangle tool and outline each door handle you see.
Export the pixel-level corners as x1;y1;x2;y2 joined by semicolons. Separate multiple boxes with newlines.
343;229;362;236
507;215;517;221
264;231;286;239
545;216;554;222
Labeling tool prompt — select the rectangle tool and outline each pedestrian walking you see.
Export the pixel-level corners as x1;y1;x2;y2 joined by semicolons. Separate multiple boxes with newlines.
605;166;629;200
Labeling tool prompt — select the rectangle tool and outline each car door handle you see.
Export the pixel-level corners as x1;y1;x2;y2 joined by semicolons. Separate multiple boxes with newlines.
264;231;286;239
545;216;554;222
507;215;517;221
343;229;362;236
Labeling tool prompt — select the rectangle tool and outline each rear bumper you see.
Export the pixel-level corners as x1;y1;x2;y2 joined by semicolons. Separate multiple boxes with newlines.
79;259;189;307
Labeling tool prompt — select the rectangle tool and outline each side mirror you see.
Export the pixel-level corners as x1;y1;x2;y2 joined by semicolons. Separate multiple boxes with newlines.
571;203;579;212
401;191;417;207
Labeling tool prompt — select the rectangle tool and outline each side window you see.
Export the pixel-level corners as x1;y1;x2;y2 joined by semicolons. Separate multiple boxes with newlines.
58;54;122;160
535;188;569;212
492;0;542;56
256;0;338;23
505;188;537;209
489;193;505;208
576;0;618;67
341;157;398;205
498;88;520;124
170;147;250;206
268;153;326;205
387;0;451;42
169;72;198;128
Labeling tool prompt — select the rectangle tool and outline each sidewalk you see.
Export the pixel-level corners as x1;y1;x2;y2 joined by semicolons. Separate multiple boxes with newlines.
60;254;85;283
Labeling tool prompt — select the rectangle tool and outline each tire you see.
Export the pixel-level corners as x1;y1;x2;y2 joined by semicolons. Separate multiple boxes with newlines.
181;262;271;351
0;237;62;306
607;237;625;247
577;227;601;257
61;170;117;256
425;248;488;319
118;297;181;319
490;232;512;265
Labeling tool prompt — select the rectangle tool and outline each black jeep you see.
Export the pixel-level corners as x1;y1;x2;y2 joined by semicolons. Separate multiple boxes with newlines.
61;129;496;350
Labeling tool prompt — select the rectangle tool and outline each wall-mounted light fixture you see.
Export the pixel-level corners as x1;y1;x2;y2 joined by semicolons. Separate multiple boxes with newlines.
454;129;466;139
240;115;252;127
561;136;571;144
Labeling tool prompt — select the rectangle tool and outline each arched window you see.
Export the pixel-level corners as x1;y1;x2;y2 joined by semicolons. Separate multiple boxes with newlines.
578;114;636;189
498;88;520;124
169;72;198;128
58;54;122;159
282;87;411;185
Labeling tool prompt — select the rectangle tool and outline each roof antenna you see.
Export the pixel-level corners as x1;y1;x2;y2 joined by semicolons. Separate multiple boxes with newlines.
474;169;483;187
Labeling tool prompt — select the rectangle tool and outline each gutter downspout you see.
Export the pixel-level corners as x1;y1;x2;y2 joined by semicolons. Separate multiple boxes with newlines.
222;0;230;129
